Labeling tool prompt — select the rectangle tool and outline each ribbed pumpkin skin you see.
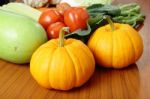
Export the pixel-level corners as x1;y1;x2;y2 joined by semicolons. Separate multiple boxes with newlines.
30;38;95;90
88;23;143;68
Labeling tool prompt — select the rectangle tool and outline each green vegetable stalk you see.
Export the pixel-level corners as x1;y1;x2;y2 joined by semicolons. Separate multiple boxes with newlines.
113;3;145;28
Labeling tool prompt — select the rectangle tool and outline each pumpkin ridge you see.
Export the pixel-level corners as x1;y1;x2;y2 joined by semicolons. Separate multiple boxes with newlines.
112;31;116;67
92;30;103;64
47;48;62;89
125;30;136;64
113;30;129;67
65;42;86;87
73;41;95;84
73;44;86;83
112;31;118;67
66;42;85;86
79;41;95;67
125;26;143;61
64;46;77;87
88;29;99;54
48;47;57;89
119;33;127;67
111;30;114;67
116;31;128;67
30;46;55;88
79;43;95;81
112;31;120;67
43;47;56;88
30;47;44;80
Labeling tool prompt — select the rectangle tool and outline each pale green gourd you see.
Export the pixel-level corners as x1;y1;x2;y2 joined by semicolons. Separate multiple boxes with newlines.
0;3;42;21
0;9;48;64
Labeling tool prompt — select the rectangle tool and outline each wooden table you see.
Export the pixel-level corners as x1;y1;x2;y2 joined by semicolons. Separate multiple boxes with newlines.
0;0;150;99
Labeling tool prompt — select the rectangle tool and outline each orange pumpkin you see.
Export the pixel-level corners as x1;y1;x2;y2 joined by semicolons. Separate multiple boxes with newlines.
88;21;143;68
30;28;95;90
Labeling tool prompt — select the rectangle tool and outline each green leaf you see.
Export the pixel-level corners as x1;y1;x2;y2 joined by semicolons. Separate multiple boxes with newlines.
65;23;92;43
65;23;91;37
81;0;112;6
87;4;121;16
87;3;104;10
88;14;104;30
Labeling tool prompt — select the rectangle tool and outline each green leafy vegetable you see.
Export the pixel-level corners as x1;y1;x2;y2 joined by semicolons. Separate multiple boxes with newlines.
65;23;91;43
88;14;104;30
87;4;121;16
65;3;145;43
80;0;112;6
113;3;145;27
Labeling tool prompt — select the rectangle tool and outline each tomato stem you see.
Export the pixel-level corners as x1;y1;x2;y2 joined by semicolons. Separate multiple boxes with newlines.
104;16;115;32
58;27;69;47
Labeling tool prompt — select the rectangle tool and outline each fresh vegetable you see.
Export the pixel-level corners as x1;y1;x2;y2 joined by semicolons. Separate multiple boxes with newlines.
88;16;143;68
113;3;145;28
39;9;63;29
87;3;145;28
60;0;112;6
30;28;95;90
66;3;145;43
64;7;89;32
0;9;48;64
56;2;71;15
47;22;66;39
80;0;112;6
22;0;49;8
0;3;41;21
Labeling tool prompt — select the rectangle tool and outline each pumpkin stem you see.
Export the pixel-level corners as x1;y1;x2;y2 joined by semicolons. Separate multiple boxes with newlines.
103;15;115;32
58;27;69;47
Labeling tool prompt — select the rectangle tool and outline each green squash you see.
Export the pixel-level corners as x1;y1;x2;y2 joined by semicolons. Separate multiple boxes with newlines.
0;9;48;64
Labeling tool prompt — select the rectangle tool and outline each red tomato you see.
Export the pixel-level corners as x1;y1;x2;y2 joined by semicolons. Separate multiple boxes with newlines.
64;7;89;32
39;10;63;29
47;22;66;39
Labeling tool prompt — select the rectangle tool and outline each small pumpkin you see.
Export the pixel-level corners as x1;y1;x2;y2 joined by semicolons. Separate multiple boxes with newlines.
88;16;143;68
30;28;95;90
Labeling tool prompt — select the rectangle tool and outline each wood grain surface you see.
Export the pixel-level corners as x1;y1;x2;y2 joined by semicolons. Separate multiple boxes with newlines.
0;0;150;99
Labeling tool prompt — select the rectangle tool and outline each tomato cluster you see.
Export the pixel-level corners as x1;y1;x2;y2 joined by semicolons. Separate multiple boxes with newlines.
39;3;89;39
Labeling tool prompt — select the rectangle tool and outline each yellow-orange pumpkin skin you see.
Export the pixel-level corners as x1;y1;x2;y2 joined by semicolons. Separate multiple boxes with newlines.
30;38;95;90
88;23;143;68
